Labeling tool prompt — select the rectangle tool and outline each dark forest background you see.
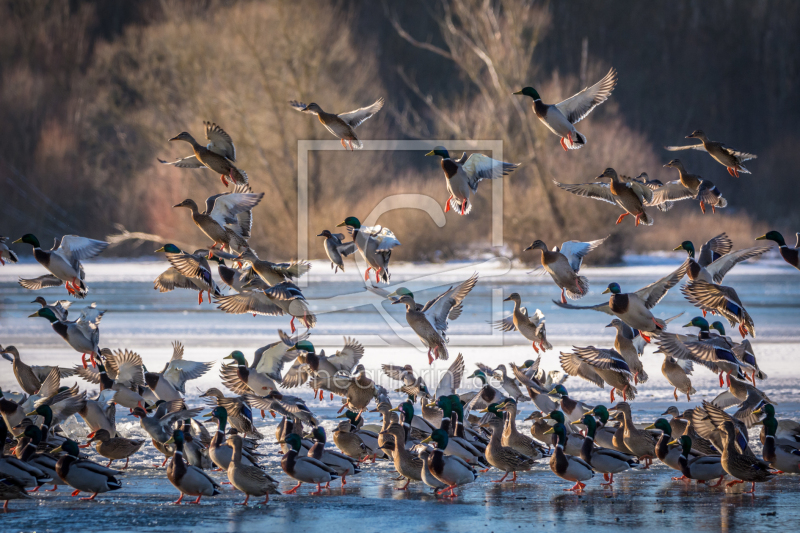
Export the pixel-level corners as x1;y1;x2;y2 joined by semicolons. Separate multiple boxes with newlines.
1;0;797;263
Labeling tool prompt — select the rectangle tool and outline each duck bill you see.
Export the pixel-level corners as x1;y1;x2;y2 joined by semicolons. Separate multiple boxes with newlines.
543;428;555;435
335;221;347;228
682;322;693;328
420;436;432;444
503;296;513;302
50;445;63;454
672;245;684;251
27;312;39;318
424;150;435;156
512;90;523;95
601;288;611;294
667;439;679;446
25;411;37;417
154;246;166;252
201;412;214;418
755;235;767;241
12;238;23;244
388;406;400;412
644;423;656;430
523;244;534;251
165;437;175;445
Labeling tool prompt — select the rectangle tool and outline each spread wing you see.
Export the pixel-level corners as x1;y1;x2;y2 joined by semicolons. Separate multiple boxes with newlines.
664;144;708;153
553;180;616;205
706;246;770;284
154;267;199;292
381;365;411;382
157;155;205;169
435;353;464;398
254;335;302;379
327;337;365;372
19;275;63;290
204;121;235;161
634;258;689;309
106;349;144;388
461;154;519;191
681;281;745;314
552;299;613;315
555;68;617;124
207;192;264;227
573;346;633;377
559;238;607;272
648;181;696;205
360;225;401;251
721;146;757;162
559;350;605;388
337;98;384;128
214;292;284;316
421;273;478;332
281;359;310;389
289;100;315;114
55;236;108;268
490;315;516;332
698;233;733;267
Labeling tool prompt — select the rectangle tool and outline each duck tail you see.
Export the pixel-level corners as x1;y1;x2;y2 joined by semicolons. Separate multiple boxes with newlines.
75;279;89;299
565;276;590;300
568;130;587;149
688;385;697;395
637;211;654;226
230;168;248;185
656;201;674;212
636;369;649;384
350;139;364;150
716;196;728;208
621;384;637;401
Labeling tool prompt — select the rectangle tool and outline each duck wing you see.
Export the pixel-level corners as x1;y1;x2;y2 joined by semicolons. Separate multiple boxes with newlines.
648;181;696;206
157;155;205;168
553;180;616;205
19;274;63;290
664;143;708;153
559;349;605;388
337;98;385;128
461;154;519;192
327;337;365;373
705;246;770;284
214;292;284;316
421;273;479;333
634;258;689;309
435;353;465;398
154;267;197;292
204;121;235;161
54;236;109;270
697;233;733;267
558;238;607;272
554;68;617;124
206;191;264;227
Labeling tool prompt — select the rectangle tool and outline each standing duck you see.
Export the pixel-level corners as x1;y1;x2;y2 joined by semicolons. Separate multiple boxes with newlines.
479;416;535;483
85;429;145;469
754;405;800;474
491;293;551;352
226;434;279;505
667;435;725;486
379;424;423;490
425;147;519;215
579;414;639;486
420;429;477;498
608;403;657;467
162;122;245;186
51;439;123;501
289;98;384;150
547;385;593;424
203;406;259;470
666;130;756;177
655;159;727;214
514;68;617;151
524;237;606;303
494;399;546;459
719;421;773;493
13;234;108;298
281;433;339;495
165;429;220;504
543;423;594;492
554;168;654;226
336;216;400;283
309;427;360;487
756;231;799;270
317;230;356;273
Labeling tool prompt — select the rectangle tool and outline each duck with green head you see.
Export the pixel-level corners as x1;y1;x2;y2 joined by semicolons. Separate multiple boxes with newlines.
336;216;400;284
757;230;799;270
52;438;123;501
666;130;756;177
29;304;103;368
514;68;616;151
221;350;280;396
544;410;584;456
420;429;477;498
465;369;504;411
164;429;220;504
425;145;519;215
543;422;594;492
674;235;770;286
752;404;800;474
309;426;360;487
679;316;747;387
154;243;223;305
579;414;639;486
666;435;725;486
13;233;108;298
281;432;339;495
548;384;592;423
643;418;688;475
203;405;255;470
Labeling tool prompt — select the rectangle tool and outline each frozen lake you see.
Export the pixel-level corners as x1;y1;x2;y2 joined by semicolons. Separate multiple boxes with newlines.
1;256;799;532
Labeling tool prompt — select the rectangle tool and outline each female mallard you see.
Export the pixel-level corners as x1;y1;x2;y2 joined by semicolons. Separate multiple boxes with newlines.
163;122;245;186
389;274;478;364
559;346;636;403
332;419;372;462
480;416;535;483
544;423;594;492
0;235;19;266
281;433;339;495
555;259;689;339
754;405;800;474
28;304;104;368
173;185;263;252
655;159;727;214
660;354;696;402
719;421;773;493
667;435;725;486
491;293;551;352
281;339;364;399
608;402;657;467
606;319;648;384
289;98;384;150
165;429;220;504
235;249;310;286
155;244;222;305
86;429;145;470
317;230;356;273
0;420;52;490
666;130;756;177
554;168;654;226
309;427;360;487
673;236;769;285
493;399;546;459
379;424;423;490
681;281;755;338
327;369;377;415
1;345;74;395
52;439;123;500
579;414;639;486
524;238;606;303
0;477;32;510
337;216;400;284
524;411;554;449
420;429;478;498
226;434;279;505
13;234;108;298
757;230;799;270
425;147;519;215
514;68;616;151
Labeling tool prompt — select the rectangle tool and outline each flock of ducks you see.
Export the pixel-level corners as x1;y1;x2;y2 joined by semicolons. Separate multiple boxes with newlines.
2;65;800;510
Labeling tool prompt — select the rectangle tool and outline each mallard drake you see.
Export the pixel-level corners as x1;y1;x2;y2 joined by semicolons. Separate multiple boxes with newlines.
674;236;770;285
389;275;478;364
581;405;623;452
608;402;657;467
215;282;316;332
0;235;19;265
757;230;799;270
289;98;384;150
555;259;689;338
543;423;594;492
666;130;756;177
317;230;356;273
579;414;639;486
51;439;123;500
653;159;727;214
200;388;260;438
425;147;519;215
335;216;400;284
28;304;104;368
689;402;753;459
753;404;800;446
0;420;52;490
753;405;800;474
31;297;71;321
644;418;698;476
479;416;535;483
554;168;654;226
717;335;766;385
559;346;636;402
667;435;725;486
420;429;477;498
379;424;423;489
605;319;648;384
682;281;755;338
544;410;585;456
463;370;505;412
219;350;281;396
13;234;108;298
719;421;773;493
245;391;319;428
514;68;616;151
656;321;745;387
226;434;279;505
86;429;144;470
661;355;696;402
155;244;222;305
491;294;551;352
162;122;245;186
1;346;74;395
309;427;360;487
524;237;606;303
164;429;220;504
281;339;364;399
281;433;339;495
173;184;263;252
202;407;259;470
391;401;437;438
548;385;593;424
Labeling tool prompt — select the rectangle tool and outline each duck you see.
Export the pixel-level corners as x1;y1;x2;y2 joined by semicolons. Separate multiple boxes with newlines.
336;216;401;283
580;405;623;452
719;421;773;493
389;274;478;364
544;410;585;456
554;168;654;226
317;230;356;273
673;236;770;285
492;399;546;459
235;248;311;286
666;130;756;177
756;230;799;270
0;390;28;438
661;407;688;437
332;419;372;462
379;424;424;490
490;365;530;402
412;445;448;492
226;434;279;505
219;349;283;396
131;401;201;467
523;237;606;303
425;147;519;215
246;391;319;428
28;304;104;368
215;260;267;292
281;433;339;495
605;319;648;384
544;423;594;492
753;405;800;474
27;399;87;446
653;159;727;214
578;414;639;486
15;425;60;490
327;369;377;415
0;235;19;265
430;398;485;466
681;281;755;338
0;477;32;510
289;98;384;150
524;411;555;449
164;429;220;504
608;403;657;467
660;354;697;402
510;362;560;414
178;420;212;470
51;438;123;500
491;293;551;352
555;259;689;339
464;370;505;412
173;185;263;252
31;297;71;321
309;427;360;487
79;395;117;440
479;416;535;483
420;429;477;498
151;341;215;395
13;234;108;298
200;388;261;438
548;385;593;424
717;335;766;385
667;435;725;486
644;418;696;475
753;403;800;446
559;346;636;403
391;401;437;438
281;339;364;399
514;68;617;151
1;345;74;395
142;368;183;403
155;244;223;305
215;282;316;332
75;361;144;410
162;122;245;186
85;429;145;470
0;419;52;490
203;406;259;470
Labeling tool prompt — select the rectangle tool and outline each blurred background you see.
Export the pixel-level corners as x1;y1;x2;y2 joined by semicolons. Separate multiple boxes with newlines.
1;0;797;264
